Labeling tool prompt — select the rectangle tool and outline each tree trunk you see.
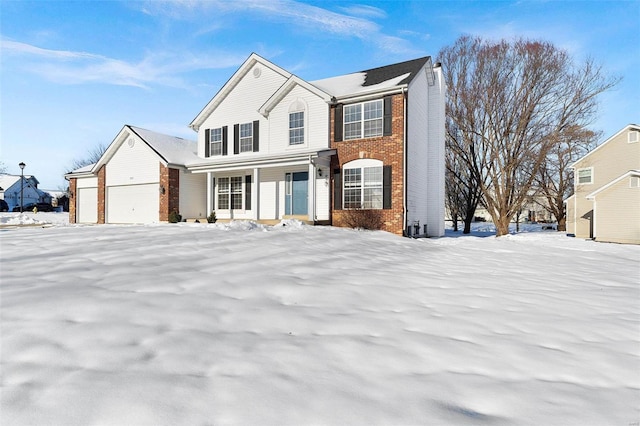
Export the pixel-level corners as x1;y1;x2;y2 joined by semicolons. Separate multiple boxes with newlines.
452;215;459;232
463;217;473;234
495;216;511;237
557;216;566;232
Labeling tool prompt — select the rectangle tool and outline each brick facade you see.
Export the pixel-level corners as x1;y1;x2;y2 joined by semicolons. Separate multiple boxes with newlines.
330;94;406;235
68;178;77;224
97;165;106;224
159;164;180;222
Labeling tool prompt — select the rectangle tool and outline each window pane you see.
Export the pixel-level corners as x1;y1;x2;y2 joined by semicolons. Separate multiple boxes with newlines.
218;177;229;191
344;122;361;140
363;119;383;138
363;100;383;120
240;123;253;152
344;188;361;209
578;169;592;184
344;168;362;188
344;104;361;123
218;194;229;209
364;167;382;186
363;188;383;209
289;112;304;145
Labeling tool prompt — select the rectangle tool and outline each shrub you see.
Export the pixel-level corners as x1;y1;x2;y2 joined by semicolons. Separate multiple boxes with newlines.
168;211;182;223
341;209;383;230
207;211;217;223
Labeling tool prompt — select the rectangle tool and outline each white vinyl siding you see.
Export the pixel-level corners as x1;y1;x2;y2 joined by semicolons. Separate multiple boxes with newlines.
407;65;446;237
179;170;207;220
106;136;158;187
199;63;288;158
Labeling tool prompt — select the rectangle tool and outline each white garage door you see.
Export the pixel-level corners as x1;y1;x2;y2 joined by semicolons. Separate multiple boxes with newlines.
77;187;98;223
107;184;159;224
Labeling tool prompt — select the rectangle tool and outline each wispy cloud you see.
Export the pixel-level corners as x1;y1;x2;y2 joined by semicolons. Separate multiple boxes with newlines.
140;0;417;55
0;39;245;88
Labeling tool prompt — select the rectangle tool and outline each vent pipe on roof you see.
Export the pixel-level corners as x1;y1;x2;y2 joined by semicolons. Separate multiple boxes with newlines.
434;62;442;68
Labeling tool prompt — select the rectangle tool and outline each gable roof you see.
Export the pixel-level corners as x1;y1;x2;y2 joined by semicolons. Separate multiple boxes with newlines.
586;169;640;199
310;56;432;99
258;75;332;117
571;123;640;168
128;126;199;166
190;53;292;131
0;174;38;191
67;125;198;177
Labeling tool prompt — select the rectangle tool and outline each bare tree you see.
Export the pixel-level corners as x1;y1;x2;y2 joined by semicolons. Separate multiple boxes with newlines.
534;126;598;231
66;143;108;173
0;161;7;174
438;36;619;236
445;127;483;234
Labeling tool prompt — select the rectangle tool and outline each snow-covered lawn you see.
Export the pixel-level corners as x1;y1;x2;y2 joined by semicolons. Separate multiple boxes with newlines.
1;213;639;425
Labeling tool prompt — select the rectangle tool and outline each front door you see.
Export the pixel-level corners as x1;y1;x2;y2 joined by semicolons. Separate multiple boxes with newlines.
285;172;308;215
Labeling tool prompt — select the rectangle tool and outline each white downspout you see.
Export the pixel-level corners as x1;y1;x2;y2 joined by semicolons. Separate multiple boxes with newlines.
403;87;408;235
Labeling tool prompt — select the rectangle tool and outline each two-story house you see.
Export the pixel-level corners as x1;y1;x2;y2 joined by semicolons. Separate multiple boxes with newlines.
66;53;445;236
565;124;640;244
0;174;51;211
187;53;445;236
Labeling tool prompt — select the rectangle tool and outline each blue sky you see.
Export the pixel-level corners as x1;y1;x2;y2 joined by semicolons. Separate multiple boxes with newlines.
1;0;638;189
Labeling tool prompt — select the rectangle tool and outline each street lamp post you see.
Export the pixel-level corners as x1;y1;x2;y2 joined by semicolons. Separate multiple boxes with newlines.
19;162;25;213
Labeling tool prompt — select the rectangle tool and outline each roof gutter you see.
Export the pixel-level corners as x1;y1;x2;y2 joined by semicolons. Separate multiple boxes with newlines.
331;86;406;105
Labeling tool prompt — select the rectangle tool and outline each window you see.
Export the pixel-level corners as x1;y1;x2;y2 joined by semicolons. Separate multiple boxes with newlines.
209;128;222;156
239;123;253;153
344;99;383;140
629;130;639;143
289;111;304;145
630;177;640;188
217;176;244;210
343;159;383;209
577;168;593;185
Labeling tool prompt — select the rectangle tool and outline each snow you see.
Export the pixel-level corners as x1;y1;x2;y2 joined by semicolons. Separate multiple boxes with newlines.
311;72;411;98
130;126;200;166
1;215;639;425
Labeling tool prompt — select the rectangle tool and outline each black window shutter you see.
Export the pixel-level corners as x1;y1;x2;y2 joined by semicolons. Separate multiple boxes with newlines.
383;96;392;136
245;175;252;210
333;168;342;210
334;104;343;142
233;124;239;155
253;120;259;152
205;129;210;157
222;126;228;156
383;165;392;209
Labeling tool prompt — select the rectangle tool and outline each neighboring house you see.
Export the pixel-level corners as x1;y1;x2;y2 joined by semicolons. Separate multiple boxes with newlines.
566;124;640;244
0;174;51;210
65;125;205;224
67;53;446;236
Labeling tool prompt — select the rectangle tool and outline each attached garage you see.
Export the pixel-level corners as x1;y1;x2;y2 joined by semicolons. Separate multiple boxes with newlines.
107;184;159;224
77;187;98;223
66;125;205;224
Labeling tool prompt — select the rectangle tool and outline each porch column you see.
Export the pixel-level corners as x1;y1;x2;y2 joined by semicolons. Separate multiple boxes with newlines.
252;168;260;220
308;161;315;222
206;172;213;215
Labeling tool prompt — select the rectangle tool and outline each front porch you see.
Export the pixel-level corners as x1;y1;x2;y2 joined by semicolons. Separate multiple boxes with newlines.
188;150;335;224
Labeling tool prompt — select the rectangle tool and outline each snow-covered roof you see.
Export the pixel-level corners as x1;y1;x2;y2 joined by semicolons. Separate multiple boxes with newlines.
129;126;199;166
310;56;431;99
67;163;95;175
0;174;38;190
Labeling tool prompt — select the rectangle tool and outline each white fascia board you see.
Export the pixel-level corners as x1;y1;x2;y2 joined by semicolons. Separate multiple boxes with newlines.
259;75;332;117
586;170;640;199
332;86;406;104
570;124;640;169
190;53;292;131
188;149;336;173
